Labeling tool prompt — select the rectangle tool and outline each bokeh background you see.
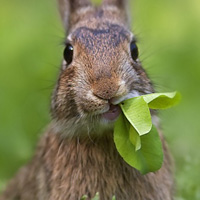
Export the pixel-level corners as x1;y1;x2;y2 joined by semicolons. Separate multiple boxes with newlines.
0;0;200;199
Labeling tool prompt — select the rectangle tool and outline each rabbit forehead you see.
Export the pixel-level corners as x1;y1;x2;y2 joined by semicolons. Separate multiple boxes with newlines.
70;22;131;49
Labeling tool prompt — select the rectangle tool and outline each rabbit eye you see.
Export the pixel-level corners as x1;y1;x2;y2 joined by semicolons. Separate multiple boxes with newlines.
130;41;139;61
63;43;73;65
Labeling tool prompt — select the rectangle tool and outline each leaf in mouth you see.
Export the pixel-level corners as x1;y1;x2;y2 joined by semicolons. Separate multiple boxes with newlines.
114;91;180;174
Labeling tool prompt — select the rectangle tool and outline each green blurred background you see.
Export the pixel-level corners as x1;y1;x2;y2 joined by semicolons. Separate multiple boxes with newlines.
0;0;200;199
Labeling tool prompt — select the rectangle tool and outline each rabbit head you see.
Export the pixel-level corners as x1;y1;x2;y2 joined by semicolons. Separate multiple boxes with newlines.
51;0;154;137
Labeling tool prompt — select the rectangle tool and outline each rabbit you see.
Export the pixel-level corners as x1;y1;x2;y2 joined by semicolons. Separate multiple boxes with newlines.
0;0;174;199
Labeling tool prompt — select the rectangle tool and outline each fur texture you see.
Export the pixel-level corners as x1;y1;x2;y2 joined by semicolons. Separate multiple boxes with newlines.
0;0;174;199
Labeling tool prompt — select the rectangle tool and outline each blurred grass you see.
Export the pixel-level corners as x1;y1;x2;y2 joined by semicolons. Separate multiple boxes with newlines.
0;0;200;199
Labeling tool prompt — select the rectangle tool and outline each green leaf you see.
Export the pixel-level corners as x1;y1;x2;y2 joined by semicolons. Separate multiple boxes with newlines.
129;126;141;151
81;193;104;200
80;195;88;200
81;193;115;200
114;115;163;174
91;193;100;200
142;91;181;109
114;91;180;174
120;97;152;136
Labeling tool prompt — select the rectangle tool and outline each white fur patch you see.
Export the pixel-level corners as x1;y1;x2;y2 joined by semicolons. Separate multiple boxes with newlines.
151;115;160;128
62;60;67;70
111;90;140;105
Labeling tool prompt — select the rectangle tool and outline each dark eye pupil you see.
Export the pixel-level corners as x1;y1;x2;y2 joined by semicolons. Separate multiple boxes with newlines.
63;44;73;65
130;42;139;61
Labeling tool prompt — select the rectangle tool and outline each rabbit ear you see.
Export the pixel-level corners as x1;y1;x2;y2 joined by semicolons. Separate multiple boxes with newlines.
57;0;92;30
102;0;129;24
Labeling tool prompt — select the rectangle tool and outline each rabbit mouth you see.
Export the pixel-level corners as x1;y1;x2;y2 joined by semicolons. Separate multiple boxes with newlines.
102;104;121;121
100;90;141;122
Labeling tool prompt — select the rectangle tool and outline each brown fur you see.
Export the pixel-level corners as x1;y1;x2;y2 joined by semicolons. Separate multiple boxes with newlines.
0;128;173;200
0;0;174;199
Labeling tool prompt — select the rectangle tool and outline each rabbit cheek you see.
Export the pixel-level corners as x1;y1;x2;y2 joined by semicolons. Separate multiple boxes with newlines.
51;89;78;121
51;68;79;120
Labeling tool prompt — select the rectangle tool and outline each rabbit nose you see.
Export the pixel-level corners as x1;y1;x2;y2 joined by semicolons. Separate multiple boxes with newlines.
92;78;119;100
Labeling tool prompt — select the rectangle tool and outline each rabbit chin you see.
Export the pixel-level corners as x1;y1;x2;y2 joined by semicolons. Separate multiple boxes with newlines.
50;112;119;138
